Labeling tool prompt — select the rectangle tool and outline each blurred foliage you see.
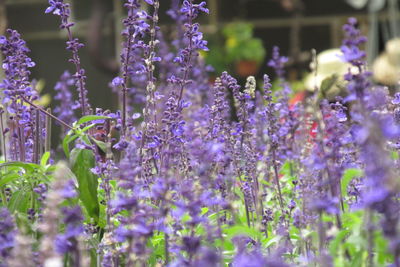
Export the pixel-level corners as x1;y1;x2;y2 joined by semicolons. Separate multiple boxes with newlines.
205;22;266;75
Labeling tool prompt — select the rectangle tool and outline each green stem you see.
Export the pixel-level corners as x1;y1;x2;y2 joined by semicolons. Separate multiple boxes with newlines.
0;188;7;205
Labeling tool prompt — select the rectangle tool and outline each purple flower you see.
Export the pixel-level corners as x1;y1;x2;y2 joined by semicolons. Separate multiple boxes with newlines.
232;249;267;267
0;208;16;259
393;93;400;105
169;0;209;105
46;0;90;115
311;197;339;214
288;200;296;210
55;206;84;254
111;77;124;87
193;248;220;267
268;46;288;80
340;17;367;67
33;183;48;202
182;235;201;255
59;179;77;199
0;29;38;162
53;71;77;128
181;0;209;15
113;139;129;151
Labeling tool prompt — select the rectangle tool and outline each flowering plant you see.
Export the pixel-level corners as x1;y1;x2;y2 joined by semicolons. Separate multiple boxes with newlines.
0;1;399;267
223;22;266;65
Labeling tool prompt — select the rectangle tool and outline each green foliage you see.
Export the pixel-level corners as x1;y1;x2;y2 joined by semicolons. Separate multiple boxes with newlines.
223;22;266;64
0;153;55;212
204;22;266;74
62;115;110;157
70;148;100;223
341;168;363;198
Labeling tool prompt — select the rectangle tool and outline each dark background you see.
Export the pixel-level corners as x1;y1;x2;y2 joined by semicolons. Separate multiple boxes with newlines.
4;0;384;110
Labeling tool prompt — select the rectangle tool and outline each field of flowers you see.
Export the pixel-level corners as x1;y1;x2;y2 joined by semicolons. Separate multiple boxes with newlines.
1;0;400;266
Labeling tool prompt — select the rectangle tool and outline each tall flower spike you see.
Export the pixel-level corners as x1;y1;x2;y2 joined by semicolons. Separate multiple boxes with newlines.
340;17;367;68
268;46;288;80
340;17;371;103
0;207;16;262
39;162;80;265
0;29;37;162
172;0;209;105
139;0;161;168
113;0;149;134
53;71;78;130
263;74;285;210
46;0;90;116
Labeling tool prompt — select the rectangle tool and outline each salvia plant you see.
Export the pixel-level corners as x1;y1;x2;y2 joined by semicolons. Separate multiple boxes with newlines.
0;1;400;266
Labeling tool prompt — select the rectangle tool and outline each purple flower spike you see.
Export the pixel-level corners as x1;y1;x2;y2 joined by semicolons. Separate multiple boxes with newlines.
340;17;367;67
268;46;288;80
0;208;16;260
45;0;90;115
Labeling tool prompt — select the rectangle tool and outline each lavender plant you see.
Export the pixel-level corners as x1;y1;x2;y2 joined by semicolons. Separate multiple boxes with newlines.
1;1;400;266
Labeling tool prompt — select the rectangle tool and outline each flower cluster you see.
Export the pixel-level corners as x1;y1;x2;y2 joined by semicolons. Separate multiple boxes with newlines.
53;71;78;128
46;0;90;115
0;208;16;263
3;3;400;267
0;29;38;162
340;17;367;67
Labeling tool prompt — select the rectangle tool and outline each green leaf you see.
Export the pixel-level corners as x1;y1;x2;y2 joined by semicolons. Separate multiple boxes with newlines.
320;74;339;95
0;161;39;173
77;115;110;126
97;203;107;229
8;187;30;212
350;250;366;267
265;236;281;248
329;229;350;256
63;133;79;158
0;172;21;187
81;123;97;133
341;168;363;197
224;225;263;241
40;152;50;167
90;137;107;154
81;134;91;146
70;148;100;222
90;248;98;267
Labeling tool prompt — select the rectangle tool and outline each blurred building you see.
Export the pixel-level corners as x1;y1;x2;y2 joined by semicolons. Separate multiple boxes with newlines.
3;0;400;108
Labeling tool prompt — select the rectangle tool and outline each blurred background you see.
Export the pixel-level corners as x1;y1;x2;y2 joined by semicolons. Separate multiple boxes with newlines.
2;0;400;109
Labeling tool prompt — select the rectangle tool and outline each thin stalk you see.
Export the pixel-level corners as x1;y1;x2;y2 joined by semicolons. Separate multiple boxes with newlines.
318;211;326;252
126;237;133;266
366;209;374;267
148;1;159;127
272;150;285;210
164;233;170;265
311;49;344;229
244;199;251;227
21;96;73;130
0;187;6;204
0;110;6;161
45;108;52;152
104;124;113;231
33;109;40;164
72;240;81;267
120;20;137;134
139;0;160;165
65;27;88;116
255;175;264;225
18;125;25;162
177;8;194;105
